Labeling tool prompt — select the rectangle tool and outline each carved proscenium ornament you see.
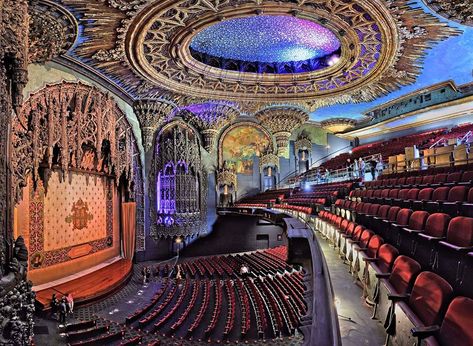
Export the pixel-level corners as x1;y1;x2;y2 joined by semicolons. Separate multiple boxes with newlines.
12;82;140;203
259;153;279;173
180;102;240;152
133;99;176;153
28;0;77;63
256;106;308;157
422;0;473;27
320;118;357;133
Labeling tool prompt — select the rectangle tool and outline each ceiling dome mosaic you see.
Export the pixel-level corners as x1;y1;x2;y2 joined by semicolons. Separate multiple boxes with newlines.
189;15;341;74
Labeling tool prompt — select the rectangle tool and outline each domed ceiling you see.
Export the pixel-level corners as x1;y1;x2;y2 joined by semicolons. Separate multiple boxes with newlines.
189;15;341;73
43;0;471;121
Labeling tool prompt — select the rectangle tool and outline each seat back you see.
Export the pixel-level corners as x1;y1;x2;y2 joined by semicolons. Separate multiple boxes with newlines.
468;187;473;203
374;189;383;198
432;187;450;202
378;205;391;218
346;222;356;235
388;189;399;198
422;175;434;184
461;170;473;183
424;213;451;238
386;206;401;222
433;173;448;184
366;235;383;258
352;225;365;241
359;229;374;248
362;203;372;213
340;219;350;232
406;188;420;200
447;185;467;202
377;244;399;273
418;188;434;201
408;211;429;230
381;189;390;198
446;172;462;183
415;176;424;185
396;177;406;186
396;208;413;226
406;176;416;185
439;296;473;346
369;204;380;215
446;216;473;247
408;271;452;326
388;256;421;294
398;189;410;200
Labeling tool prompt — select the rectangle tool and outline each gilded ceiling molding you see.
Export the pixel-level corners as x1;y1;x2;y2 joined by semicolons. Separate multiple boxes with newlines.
133;99;176;152
180;102;240;153
320;118;357;133
422;0;473;27
259;153;279;173
28;0;78;64
45;0;459;110
255;106;309;157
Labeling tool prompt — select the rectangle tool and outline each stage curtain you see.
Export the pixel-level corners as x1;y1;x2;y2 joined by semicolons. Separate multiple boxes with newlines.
121;202;136;260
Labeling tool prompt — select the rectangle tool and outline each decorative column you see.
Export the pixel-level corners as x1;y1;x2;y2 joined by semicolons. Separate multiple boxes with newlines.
260;152;280;190
295;134;312;172
256;106;308;157
216;166;237;207
181;102;239;153
133;99;176;154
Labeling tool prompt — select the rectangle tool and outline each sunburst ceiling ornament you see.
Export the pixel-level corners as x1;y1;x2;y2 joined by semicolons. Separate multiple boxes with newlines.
50;0;460;112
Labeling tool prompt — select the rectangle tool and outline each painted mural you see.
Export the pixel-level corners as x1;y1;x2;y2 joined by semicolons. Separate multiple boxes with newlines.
222;125;271;174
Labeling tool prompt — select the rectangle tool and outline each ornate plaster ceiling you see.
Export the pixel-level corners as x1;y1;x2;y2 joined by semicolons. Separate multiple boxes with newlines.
47;0;459;115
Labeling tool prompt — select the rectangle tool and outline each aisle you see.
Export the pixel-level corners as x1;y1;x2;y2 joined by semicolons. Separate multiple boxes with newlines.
315;232;386;346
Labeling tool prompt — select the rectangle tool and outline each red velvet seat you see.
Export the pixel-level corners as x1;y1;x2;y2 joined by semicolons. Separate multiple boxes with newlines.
459;170;473;186
411;213;451;269
424;187;451;214
415;296;473;346
440;185;468;216
412;188;434;210
460;187;473;217
437;216;473;287
382;208;413;244
386;272;453;345
397;210;429;251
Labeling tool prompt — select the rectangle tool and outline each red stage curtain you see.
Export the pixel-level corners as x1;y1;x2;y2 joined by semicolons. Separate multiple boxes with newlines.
121;202;136;260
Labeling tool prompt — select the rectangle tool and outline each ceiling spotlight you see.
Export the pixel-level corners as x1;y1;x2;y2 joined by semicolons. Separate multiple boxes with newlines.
326;145;331;149
328;55;340;66
349;150;353;154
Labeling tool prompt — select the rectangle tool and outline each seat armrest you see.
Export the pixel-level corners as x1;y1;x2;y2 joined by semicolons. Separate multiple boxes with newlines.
388;293;410;302
411;325;440;338
392;223;408;228
438;242;473;252
362;257;377;262
402;227;423;234
373;216;386;220
375;272;391;278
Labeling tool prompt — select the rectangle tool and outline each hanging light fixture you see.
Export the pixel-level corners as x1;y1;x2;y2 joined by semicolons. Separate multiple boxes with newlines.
268;166;272;177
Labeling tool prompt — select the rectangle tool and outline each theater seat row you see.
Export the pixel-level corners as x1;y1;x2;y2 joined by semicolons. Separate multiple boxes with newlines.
315;210;473;346
365;169;473;189
346;185;473;217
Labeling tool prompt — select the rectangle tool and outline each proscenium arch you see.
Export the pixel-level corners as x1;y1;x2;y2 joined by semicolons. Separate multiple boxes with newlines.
217;121;276;169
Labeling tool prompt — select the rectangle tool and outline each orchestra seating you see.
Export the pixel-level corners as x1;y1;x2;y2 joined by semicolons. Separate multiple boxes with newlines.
124;246;306;343
35;259;132;311
315;163;473;346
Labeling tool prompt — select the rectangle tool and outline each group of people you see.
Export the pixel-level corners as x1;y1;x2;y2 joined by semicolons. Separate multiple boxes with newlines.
346;154;383;180
50;293;74;325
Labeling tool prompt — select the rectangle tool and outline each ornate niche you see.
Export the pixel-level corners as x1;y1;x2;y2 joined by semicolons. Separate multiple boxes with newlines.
11;82;144;266
216;165;238;207
150;121;208;239
259;151;280;190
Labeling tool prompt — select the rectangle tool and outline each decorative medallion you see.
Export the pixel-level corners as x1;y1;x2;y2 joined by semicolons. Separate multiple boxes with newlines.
65;199;94;230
